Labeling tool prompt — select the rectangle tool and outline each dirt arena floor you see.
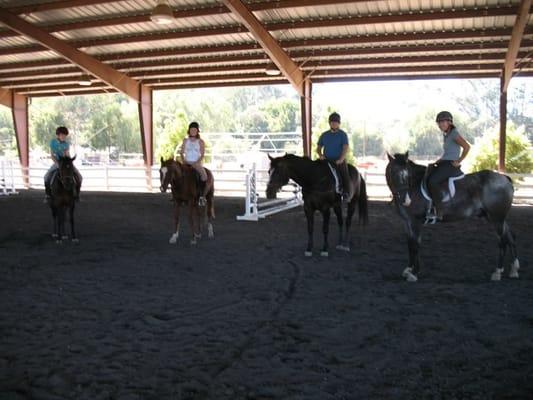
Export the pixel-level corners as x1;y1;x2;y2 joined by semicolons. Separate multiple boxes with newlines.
1;190;532;400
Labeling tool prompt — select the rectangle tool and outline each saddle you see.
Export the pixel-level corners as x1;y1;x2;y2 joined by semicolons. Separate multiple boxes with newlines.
421;174;465;224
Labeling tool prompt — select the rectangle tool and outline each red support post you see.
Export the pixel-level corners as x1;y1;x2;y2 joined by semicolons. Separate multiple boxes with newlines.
499;73;507;172
12;92;29;186
300;79;312;157
138;85;153;190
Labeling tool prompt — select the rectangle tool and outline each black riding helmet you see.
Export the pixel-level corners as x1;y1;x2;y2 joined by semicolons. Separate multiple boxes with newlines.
436;111;453;122
188;121;200;130
56;126;69;135
328;112;341;123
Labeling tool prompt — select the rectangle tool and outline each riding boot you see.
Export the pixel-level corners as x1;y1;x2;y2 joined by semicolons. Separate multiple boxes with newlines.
198;180;207;206
338;162;352;203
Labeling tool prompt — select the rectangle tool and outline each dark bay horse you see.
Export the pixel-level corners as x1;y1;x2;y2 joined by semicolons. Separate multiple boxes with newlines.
159;158;215;245
49;156;79;243
266;154;368;256
385;152;519;282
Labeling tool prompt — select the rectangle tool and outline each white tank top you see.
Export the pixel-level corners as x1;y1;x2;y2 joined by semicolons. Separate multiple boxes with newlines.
184;138;201;163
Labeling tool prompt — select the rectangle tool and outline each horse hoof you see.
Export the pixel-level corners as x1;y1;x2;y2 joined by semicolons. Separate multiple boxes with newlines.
402;267;412;278
320;251;329;257
304;251;312;257
169;234;178;244
491;272;502;281
207;225;214;239
51;234;59;239
55;240;62;245
336;245;350;252
71;238;79;244
509;259;520;278
61;236;68;240
405;272;418;282
190;239;197;245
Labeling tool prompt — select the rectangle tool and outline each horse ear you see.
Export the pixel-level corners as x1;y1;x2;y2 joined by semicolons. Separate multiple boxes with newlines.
268;154;273;161
404;151;409;159
72;155;76;161
386;152;395;162
160;156;164;164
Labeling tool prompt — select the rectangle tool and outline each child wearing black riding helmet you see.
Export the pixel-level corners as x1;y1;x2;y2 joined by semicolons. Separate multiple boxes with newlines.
43;126;83;202
176;121;208;206
316;112;353;202
426;111;471;217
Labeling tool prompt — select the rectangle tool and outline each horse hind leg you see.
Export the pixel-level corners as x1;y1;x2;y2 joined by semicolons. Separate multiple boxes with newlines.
206;195;214;239
506;224;519;278
333;205;349;252
490;220;519;280
320;208;331;257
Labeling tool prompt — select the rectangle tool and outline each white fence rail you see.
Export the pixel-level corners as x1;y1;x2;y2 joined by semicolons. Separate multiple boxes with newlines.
2;160;533;203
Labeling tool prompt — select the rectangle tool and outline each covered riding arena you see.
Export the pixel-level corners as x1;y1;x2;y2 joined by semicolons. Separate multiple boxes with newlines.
2;191;533;398
1;0;533;399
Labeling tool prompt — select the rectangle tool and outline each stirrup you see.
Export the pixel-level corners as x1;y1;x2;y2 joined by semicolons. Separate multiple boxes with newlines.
198;196;207;206
424;207;438;225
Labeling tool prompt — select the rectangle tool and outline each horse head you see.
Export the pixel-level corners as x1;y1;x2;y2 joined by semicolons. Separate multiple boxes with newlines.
57;155;76;191
266;154;291;199
385;151;414;207
159;157;180;193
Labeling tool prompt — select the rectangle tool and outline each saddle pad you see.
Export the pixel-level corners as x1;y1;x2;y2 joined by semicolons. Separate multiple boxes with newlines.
327;163;342;194
420;174;465;202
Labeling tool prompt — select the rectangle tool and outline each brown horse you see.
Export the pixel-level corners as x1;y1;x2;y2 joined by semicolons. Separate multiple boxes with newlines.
159;158;215;245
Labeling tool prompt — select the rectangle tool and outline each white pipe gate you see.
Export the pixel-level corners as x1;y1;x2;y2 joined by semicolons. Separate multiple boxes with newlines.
237;163;303;221
0;159;17;196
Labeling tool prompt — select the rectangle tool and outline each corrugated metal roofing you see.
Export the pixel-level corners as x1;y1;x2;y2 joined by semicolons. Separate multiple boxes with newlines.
0;0;531;96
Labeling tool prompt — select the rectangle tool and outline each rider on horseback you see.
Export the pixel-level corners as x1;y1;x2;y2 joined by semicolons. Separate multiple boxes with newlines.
44;126;82;202
177;121;208;206
316;112;353;203
426;111;471;221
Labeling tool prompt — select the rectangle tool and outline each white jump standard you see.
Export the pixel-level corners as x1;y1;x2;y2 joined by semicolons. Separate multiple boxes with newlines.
237;163;303;221
0;159;17;196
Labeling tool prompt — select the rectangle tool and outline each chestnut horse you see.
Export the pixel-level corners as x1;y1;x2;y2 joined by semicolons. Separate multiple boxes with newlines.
159;158;215;245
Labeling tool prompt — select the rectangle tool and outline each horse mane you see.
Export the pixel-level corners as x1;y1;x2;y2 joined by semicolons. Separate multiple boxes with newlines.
392;153;427;185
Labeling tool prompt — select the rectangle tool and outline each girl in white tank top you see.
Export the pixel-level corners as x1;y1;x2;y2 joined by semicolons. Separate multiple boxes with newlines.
177;122;208;204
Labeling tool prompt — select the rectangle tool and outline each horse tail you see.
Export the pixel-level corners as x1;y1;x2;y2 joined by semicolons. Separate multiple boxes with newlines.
358;175;369;226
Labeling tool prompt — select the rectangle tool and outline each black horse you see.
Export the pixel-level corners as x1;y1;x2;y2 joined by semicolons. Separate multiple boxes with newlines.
385;152;519;282
49;156;79;243
266;154;368;256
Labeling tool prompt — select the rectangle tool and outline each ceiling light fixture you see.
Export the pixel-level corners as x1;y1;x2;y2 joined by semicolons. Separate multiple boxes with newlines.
151;1;174;25
78;74;92;86
265;64;281;76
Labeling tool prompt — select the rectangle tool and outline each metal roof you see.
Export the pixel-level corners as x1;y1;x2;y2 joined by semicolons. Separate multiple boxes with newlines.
0;0;531;97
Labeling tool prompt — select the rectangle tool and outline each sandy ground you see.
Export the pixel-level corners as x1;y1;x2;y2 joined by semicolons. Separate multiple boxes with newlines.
1;190;532;400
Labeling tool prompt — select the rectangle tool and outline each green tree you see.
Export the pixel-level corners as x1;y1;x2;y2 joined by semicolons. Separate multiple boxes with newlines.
470;124;533;175
156;111;189;161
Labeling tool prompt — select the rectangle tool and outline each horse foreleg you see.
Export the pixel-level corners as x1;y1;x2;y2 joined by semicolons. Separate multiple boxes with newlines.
206;195;214;239
403;220;421;282
169;202;180;244
320;208;331;257
70;204;78;243
491;220;519;280
304;205;314;257
51;206;59;240
189;204;201;245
